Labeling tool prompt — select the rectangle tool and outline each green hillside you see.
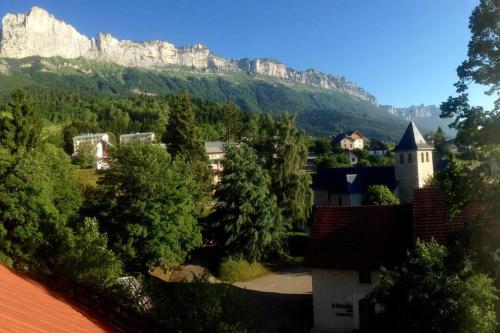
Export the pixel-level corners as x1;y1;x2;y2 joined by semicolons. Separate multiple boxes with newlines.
0;56;410;140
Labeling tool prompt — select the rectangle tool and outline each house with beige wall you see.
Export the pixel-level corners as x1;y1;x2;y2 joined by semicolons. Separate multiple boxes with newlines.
306;187;481;332
332;130;367;151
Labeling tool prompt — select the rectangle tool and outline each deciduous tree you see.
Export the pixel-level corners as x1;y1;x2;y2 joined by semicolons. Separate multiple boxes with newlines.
371;239;498;333
89;142;202;273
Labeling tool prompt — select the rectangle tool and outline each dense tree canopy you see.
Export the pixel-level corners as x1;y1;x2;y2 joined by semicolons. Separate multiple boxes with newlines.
0;143;81;264
371;239;498;333
88;142;202;273
440;0;499;146
263;114;312;227
436;0;500;278
0;89;42;154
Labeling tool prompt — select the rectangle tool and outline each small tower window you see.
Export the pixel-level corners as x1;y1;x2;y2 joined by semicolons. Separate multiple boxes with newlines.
408;153;412;163
400;154;404;164
338;196;343;206
421;152;425;163
426;152;429;162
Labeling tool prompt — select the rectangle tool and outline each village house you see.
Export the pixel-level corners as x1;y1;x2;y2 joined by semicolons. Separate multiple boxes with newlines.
306;188;481;332
332;130;367;151
306;122;449;332
204;141;225;184
72;133;110;169
367;139;388;156
119;132;156;144
314;121;434;206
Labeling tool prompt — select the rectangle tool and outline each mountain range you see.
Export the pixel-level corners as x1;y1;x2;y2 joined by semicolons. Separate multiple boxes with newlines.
0;6;452;140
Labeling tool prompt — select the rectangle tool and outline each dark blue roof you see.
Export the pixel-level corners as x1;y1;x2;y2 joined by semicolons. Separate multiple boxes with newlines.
332;133;351;144
395;122;433;151
312;166;397;194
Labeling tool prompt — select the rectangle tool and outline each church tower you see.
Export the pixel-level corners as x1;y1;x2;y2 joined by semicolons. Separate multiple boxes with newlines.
394;121;434;203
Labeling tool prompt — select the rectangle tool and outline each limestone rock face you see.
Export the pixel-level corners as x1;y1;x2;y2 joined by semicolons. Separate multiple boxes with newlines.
0;7;97;59
0;6;377;104
380;104;439;120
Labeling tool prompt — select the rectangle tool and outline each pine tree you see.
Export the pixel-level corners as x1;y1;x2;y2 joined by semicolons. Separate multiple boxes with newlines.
214;143;286;262
164;92;205;161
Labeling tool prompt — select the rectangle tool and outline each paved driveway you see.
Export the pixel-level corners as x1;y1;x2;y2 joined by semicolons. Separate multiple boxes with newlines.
233;267;313;333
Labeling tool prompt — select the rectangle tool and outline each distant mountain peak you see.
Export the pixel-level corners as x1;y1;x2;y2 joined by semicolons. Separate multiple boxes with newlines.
0;6;377;104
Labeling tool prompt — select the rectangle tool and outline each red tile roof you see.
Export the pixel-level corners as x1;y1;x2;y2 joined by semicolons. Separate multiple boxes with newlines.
306;204;412;269
306;188;483;270
0;265;119;333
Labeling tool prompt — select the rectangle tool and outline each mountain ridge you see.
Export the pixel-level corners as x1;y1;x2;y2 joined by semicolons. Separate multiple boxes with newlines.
0;6;377;104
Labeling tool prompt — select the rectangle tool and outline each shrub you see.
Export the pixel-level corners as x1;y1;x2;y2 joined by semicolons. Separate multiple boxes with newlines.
218;259;268;282
144;274;258;333
0;251;13;268
363;184;400;205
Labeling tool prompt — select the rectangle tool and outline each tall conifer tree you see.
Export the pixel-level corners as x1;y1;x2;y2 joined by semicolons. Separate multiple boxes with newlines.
214;143;285;261
164;92;205;161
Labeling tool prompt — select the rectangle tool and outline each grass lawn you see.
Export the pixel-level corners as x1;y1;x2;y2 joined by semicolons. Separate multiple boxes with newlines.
75;168;98;189
149;267;173;282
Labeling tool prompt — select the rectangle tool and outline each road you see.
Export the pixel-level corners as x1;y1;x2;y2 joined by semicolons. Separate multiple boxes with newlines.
233;267;313;333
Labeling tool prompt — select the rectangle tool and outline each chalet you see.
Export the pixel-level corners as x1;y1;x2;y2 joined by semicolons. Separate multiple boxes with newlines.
332;130;367;151
306;188;483;332
205;141;225;184
119;132;156;144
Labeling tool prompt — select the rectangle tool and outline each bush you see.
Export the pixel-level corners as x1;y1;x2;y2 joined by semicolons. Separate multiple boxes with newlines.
363;184;400;205
0;251;13;268
144;274;258;333
218;259;268;282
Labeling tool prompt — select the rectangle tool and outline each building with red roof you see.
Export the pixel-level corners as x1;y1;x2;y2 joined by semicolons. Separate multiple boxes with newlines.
305;188;483;332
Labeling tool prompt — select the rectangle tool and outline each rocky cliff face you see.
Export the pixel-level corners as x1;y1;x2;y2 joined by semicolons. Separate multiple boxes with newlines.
381;104;440;120
0;6;377;104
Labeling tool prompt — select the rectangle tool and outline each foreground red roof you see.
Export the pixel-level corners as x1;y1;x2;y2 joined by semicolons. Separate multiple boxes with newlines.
0;264;118;333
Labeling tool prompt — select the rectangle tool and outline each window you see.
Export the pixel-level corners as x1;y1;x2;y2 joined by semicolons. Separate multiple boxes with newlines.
426;152;430;162
408;153;412;163
421;152;425;163
400;153;404;164
338;196;343;206
359;269;371;284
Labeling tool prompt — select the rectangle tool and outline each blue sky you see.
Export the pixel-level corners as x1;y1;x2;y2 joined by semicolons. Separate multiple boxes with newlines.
0;0;493;108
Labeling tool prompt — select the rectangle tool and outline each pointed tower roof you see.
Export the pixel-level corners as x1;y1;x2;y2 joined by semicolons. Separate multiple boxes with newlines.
395;121;433;151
